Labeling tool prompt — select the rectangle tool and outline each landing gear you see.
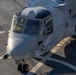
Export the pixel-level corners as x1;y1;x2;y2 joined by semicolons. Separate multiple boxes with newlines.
18;63;29;72
15;59;29;72
23;64;29;72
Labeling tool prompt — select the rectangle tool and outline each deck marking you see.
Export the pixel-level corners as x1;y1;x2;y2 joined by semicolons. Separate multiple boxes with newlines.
0;30;10;34
27;37;70;75
0;31;6;34
0;57;3;59
37;56;76;71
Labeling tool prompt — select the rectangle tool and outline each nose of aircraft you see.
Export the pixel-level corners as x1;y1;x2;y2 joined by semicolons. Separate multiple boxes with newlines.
7;34;38;59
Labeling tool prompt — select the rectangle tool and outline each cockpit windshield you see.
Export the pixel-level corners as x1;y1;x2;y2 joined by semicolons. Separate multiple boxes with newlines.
12;17;43;35
24;19;43;35
12;18;25;33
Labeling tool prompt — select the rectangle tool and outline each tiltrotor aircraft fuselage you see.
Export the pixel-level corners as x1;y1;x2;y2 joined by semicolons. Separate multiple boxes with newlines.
3;0;76;72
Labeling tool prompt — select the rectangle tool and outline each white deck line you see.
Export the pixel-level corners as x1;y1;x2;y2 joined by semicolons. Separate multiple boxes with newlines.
0;31;6;34
0;30;10;34
36;56;76;71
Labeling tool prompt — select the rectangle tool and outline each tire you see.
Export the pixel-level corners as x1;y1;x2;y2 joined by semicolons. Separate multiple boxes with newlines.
23;64;29;72
18;63;23;72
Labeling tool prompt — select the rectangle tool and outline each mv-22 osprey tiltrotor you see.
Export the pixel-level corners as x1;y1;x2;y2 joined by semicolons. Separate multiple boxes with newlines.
2;0;76;72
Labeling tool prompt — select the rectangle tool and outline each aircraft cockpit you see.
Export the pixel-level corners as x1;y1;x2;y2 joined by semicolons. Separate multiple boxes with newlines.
11;17;43;35
11;7;53;36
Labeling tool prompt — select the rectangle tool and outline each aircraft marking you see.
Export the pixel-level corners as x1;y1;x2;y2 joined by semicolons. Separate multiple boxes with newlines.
26;37;71;75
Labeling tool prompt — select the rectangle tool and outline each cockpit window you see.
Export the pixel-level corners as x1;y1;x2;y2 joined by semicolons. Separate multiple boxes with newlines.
12;18;25;33
44;16;52;27
11;17;43;35
44;16;53;35
24;19;43;35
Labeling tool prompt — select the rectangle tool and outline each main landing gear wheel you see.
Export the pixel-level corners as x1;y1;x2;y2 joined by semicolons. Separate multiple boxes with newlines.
18;63;29;72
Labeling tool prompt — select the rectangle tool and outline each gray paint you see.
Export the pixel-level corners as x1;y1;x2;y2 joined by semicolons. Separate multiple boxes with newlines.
7;0;76;60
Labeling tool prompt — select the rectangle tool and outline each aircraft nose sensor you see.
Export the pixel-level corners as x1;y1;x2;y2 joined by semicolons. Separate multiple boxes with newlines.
2;53;9;59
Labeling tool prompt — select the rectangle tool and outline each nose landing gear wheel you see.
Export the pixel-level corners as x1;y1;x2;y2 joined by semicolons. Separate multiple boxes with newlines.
18;63;23;72
18;63;29;72
23;64;29;72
